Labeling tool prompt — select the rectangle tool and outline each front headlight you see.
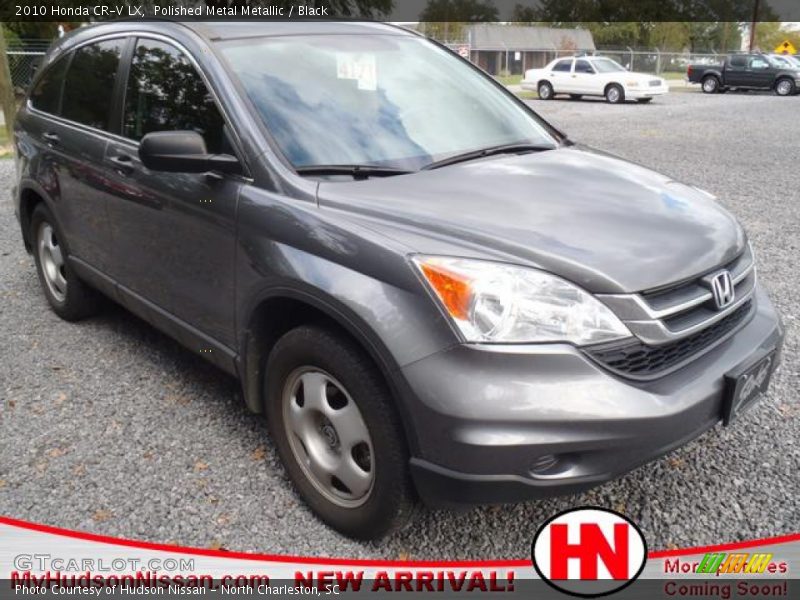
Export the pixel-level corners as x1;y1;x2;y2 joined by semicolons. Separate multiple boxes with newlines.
413;256;632;345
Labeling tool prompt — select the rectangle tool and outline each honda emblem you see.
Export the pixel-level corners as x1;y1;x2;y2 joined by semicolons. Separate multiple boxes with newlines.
710;270;735;310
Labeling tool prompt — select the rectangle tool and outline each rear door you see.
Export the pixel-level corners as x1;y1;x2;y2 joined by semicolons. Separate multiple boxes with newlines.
26;39;126;274
724;55;749;86
102;36;243;352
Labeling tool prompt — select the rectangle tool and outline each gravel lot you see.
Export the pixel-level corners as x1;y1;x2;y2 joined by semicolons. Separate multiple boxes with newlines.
1;91;798;559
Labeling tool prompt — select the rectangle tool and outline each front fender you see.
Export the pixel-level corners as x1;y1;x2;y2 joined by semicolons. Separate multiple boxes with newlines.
233;187;459;449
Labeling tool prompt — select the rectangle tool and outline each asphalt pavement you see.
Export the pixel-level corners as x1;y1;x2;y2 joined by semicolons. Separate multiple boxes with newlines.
1;90;798;559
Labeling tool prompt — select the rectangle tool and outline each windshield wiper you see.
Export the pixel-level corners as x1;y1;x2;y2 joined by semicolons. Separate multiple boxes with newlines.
422;143;557;171
295;164;413;180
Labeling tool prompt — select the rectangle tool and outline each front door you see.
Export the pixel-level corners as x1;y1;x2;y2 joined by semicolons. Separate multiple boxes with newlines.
102;37;243;352
569;59;599;95
746;56;774;87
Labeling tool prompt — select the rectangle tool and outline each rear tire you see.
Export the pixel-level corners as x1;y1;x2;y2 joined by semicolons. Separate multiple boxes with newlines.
605;84;624;104
702;75;720;93
264;325;415;540
30;204;100;321
775;78;795;96
537;81;554;100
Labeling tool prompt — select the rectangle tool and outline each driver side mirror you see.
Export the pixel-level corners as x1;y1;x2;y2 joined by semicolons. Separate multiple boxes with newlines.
139;131;242;175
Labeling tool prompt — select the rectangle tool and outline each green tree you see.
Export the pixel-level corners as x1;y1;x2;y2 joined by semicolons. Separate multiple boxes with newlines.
419;0;499;42
754;22;800;53
647;22;690;51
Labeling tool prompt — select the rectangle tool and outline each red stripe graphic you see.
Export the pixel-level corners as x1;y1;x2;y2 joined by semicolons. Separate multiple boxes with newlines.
1;516;798;566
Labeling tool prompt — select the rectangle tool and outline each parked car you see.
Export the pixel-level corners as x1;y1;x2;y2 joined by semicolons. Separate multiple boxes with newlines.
522;55;668;103
14;21;784;540
687;53;800;95
769;53;800;70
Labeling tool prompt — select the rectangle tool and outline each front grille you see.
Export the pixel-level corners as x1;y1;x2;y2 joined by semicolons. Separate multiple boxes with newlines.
592;244;758;379
649;79;662;86
586;300;753;379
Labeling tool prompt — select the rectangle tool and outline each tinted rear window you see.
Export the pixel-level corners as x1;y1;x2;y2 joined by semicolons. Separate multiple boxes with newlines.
29;54;69;114
552;59;573;72
61;39;124;130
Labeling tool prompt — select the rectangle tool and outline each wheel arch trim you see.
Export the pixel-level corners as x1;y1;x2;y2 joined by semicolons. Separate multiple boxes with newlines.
17;179;58;251
237;284;422;453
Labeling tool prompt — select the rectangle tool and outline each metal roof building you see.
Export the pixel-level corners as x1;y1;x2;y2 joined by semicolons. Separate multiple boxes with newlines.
461;24;596;75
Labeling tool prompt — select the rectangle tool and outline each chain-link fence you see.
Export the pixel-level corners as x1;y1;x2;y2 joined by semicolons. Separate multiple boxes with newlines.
593;48;726;77
8;51;46;95
442;38;728;77
6;40;51;97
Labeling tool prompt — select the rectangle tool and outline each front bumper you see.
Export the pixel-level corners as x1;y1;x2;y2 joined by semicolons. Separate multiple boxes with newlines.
625;84;670;98
402;285;783;506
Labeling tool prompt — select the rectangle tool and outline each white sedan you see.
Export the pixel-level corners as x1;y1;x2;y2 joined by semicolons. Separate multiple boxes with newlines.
522;56;669;103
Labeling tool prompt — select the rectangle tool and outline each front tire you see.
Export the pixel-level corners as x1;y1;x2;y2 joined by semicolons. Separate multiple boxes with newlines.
537;81;554;100
265;325;415;539
30;204;100;321
605;84;624;104
775;78;795;96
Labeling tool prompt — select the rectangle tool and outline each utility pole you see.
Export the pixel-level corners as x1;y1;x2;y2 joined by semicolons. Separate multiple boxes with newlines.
748;0;760;52
0;27;16;140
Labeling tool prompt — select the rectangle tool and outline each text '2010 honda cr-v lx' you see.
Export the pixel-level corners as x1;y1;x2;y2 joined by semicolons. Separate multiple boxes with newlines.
13;21;784;539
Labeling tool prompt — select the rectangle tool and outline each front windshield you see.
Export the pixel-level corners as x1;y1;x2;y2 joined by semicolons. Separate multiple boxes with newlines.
220;34;557;171
592;58;627;73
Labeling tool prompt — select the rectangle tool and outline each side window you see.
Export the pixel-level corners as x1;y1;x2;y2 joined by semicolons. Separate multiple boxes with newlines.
552;59;573;72
29;54;69;114
61;39;124;130
749;57;769;69
729;56;747;68
124;39;225;153
575;59;594;74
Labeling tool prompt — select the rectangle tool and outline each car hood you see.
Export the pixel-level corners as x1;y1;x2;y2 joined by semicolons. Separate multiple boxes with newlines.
317;147;745;294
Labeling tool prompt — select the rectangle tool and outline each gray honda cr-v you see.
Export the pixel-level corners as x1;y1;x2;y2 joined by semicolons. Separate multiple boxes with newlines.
12;21;784;539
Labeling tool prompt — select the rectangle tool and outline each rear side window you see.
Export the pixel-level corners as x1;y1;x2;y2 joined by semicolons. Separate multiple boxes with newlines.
123;39;224;153
61;39;124;130
729;56;747;68
29;54;69;114
552;59;573;72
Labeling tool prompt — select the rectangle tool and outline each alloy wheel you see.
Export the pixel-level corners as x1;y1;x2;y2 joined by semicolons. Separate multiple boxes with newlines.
282;367;375;508
776;80;792;96
37;222;67;302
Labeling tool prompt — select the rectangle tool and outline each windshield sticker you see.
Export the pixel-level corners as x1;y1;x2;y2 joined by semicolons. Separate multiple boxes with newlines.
336;53;377;91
